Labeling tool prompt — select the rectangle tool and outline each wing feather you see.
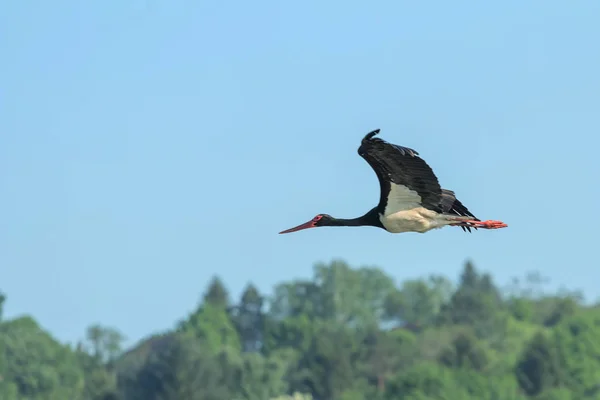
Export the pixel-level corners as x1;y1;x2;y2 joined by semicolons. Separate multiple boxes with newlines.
357;129;443;214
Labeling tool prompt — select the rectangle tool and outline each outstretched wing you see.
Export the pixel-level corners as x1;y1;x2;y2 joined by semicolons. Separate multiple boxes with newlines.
440;189;479;232
357;129;443;216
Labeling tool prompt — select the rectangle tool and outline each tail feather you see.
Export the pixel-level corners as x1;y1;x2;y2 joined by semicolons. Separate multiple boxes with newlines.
440;189;479;233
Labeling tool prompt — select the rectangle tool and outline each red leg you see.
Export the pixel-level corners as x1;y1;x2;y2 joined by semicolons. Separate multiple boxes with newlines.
463;219;508;229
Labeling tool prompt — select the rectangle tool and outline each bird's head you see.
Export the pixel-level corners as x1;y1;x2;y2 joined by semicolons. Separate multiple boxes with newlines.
279;214;334;234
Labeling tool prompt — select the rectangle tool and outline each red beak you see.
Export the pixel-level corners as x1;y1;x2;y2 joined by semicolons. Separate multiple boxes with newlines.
279;219;316;234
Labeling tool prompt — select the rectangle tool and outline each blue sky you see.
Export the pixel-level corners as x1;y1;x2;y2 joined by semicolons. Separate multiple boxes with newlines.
1;0;599;347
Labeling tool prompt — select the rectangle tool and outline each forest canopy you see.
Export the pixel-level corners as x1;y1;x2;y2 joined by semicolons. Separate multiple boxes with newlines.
0;259;595;400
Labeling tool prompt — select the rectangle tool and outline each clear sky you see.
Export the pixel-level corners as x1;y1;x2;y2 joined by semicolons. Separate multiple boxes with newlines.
1;0;599;347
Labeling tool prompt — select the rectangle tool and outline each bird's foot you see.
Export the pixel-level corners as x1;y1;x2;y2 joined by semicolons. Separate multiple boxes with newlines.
466;219;508;229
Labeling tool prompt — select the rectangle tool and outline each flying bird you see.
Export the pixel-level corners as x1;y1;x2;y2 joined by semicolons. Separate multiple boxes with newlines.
279;129;507;235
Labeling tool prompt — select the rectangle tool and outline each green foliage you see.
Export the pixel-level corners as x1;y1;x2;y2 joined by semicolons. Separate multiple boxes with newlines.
270;393;313;400
387;361;470;399
270;259;396;328
82;324;125;363
202;276;230;308
0;290;5;321
232;283;265;353
236;350;294;399
2;259;600;400
181;302;241;353
508;298;534;322
438;328;489;371
438;261;504;337
551;309;600;394
132;332;234;400
515;331;563;396
384;275;453;328
77;347;119;400
0;316;84;399
178;279;241;353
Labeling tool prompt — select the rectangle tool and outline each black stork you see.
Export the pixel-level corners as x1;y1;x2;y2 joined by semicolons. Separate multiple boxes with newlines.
279;129;507;235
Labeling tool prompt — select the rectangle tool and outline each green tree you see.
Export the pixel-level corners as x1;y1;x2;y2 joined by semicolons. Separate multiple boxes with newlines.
386;362;470;399
312;260;395;327
0;316;84;399
270;393;313;400
77;347;119;400
178;278;240;353
438;329;488;371
181;303;241;353
515;331;563;396
233;283;265;353
270;260;395;328
358;327;416;393
203;276;230;308
4;257;600;400
263;314;313;356
384;275;453;328
83;324;125;363
0;291;5;321
551;310;600;395
508;298;534;322
438;260;504;338
543;296;578;327
236;350;295;399
292;321;360;400
133;333;234;400
269;280;321;320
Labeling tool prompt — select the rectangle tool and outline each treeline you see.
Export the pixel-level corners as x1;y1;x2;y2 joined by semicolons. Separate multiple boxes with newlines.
0;259;597;400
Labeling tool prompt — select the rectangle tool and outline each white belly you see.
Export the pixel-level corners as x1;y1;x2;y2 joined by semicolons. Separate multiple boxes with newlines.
379;207;446;233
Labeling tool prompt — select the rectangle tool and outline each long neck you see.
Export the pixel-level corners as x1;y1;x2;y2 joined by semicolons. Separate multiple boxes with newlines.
328;208;383;229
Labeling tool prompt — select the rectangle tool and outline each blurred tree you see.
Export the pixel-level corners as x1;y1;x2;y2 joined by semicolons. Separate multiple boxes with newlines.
133;332;235;400
292;321;359;400
551;310;600;395
77;347;119;400
115;333;176;399
84;324;126;363
180;302;241;353
312;260;395;327
203;276;230;308
270;393;313;400
0;316;84;399
536;387;575;400
438;329;488;371
269;280;321;320
508;298;534;322
543;297;578;327
177;277;240;353
4;257;600;400
384;275;453;328
233;283;265;353
386;361;470;399
0;380;18;400
438;260;504;338
0;291;5;321
515;331;563;396
270;260;395;328
236;350;295;399
263;314;312;356
358;327;414;393
0;305;18;400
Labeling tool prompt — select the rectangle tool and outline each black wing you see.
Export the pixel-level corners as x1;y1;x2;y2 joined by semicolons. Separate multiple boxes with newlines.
357;129;444;214
440;189;479;232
